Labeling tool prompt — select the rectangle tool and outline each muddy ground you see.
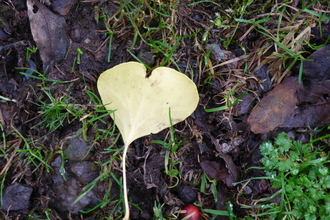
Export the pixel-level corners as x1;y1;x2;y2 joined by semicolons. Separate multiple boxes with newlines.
1;0;330;219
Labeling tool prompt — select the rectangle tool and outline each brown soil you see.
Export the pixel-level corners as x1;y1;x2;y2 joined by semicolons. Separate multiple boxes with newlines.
1;0;330;220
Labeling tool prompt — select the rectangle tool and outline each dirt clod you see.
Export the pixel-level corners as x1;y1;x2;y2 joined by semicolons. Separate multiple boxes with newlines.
1;182;33;211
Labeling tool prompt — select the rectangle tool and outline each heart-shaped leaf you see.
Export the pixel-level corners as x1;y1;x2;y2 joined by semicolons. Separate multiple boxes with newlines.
97;61;199;145
97;61;199;219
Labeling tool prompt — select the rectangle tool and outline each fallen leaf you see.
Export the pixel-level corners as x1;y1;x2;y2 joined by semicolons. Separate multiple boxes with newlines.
97;61;199;145
200;160;236;188
200;160;228;180
209;134;240;187
27;0;70;70
279;80;330;128
301;44;330;81
51;0;79;16
248;77;303;134
97;61;199;219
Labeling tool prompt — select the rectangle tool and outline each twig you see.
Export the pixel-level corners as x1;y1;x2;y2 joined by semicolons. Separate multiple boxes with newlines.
0;40;28;53
0;152;18;176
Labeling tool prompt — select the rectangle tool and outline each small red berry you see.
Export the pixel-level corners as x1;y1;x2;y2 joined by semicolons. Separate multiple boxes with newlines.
180;205;200;220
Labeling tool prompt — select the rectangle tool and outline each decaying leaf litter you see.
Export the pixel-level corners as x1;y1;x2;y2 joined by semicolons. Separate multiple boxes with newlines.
1;0;330;219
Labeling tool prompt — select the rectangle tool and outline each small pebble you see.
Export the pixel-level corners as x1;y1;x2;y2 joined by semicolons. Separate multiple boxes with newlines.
205;43;226;62
137;50;155;67
1;182;33;211
24;60;37;80
62;134;91;161
69;161;99;184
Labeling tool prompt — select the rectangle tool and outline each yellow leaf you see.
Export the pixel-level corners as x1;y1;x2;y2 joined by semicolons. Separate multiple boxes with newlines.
97;61;199;219
97;61;199;145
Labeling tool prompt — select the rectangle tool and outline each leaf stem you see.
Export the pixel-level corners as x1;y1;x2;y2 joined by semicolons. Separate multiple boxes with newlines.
122;141;130;220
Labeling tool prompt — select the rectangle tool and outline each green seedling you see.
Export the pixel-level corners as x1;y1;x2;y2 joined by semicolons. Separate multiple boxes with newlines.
203;202;236;220
18;67;67;83
151;138;181;189
302;8;330;21
0;127;53;204
205;83;248;112
14;128;53;172
20;68;114;142
92;6;101;24
26;45;37;62
200;173;218;205
221;0;254;49
100;12;113;63
97;62;199;220
56;145;69;181
152;110;182;188
31;86;82;133
200;173;208;193
212;13;230;28
153;201;166;220
79;90;116;141
19;69;106;138
76;48;83;64
120;0;183;68
44;209;52;220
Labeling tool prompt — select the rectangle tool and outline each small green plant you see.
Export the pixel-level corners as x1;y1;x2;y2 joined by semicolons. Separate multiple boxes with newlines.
200;173;218;206
152;201;166;220
18;67;67;83
14;128;53;172
152;109;182;188
19;69;99;135
31;86;84;133
259;132;330;219
26;45;37;62
202;202;236;220
76;48;84;64
204;83;247;112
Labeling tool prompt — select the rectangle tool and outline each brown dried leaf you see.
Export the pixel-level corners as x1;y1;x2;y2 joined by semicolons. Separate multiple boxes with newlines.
208;135;240;188
52;0;79;16
301;44;330;81
248;77;303;134
280;80;330;128
200;160;229;181
27;0;70;70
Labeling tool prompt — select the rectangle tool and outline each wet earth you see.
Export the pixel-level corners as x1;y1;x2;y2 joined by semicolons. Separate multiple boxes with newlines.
1;0;330;219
